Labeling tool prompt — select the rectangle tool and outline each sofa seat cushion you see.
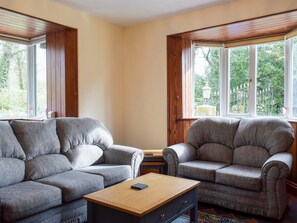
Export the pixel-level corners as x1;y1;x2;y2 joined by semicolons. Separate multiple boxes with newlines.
77;164;132;186
38;170;104;202
0;181;62;222
0;158;25;188
178;160;229;182
216;165;262;191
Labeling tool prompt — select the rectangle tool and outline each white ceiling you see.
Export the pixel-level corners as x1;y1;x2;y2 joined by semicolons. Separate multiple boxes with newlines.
52;0;235;26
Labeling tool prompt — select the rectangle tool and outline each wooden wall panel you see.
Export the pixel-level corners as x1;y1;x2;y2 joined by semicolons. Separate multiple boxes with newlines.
0;7;68;39
180;9;297;43
46;29;78;117
65;29;78;117
167;36;183;145
55;31;62;117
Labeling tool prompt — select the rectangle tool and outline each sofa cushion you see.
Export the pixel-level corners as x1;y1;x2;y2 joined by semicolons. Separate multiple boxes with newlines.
188;117;240;150
216;165;262;191
234;118;294;156
178;160;229;182
65;145;104;169
0;181;62;222
26;154;72;180
0;121;25;159
10;119;61;161
233;146;270;168
77;164;132;186
56;117;113;153
0;158;25;188
197;143;233;164
38;170;104;202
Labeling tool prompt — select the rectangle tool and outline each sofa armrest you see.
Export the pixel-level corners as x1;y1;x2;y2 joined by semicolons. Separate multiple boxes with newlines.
261;152;292;218
261;152;293;180
162;143;196;176
104;145;144;178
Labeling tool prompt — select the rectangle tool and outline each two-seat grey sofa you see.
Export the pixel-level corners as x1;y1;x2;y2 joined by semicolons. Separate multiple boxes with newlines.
163;117;294;219
0;117;144;223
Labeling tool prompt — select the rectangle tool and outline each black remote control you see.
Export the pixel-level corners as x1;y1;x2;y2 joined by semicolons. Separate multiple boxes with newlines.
131;183;148;190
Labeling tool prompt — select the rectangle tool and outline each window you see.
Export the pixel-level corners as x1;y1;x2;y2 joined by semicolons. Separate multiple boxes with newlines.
256;41;284;116
292;37;297;117
0;39;46;118
192;46;220;116
35;42;47;116
229;46;249;115
191;40;289;118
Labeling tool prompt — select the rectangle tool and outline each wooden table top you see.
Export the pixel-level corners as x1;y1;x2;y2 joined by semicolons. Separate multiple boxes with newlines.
143;149;163;157
84;173;199;217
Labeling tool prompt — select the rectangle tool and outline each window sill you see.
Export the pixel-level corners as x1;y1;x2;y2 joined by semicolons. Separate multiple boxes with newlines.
179;116;297;124
0;116;48;121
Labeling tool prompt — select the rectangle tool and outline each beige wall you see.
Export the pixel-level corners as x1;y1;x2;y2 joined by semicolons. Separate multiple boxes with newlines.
1;0;296;149
123;0;297;149
0;0;125;143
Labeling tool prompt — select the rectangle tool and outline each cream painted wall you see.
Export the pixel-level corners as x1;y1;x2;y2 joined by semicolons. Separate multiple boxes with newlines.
123;0;297;149
0;0;125;143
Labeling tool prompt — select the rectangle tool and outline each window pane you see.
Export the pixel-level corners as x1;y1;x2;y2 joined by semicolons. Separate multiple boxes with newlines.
257;41;284;116
229;46;249;114
193;46;220;116
293;38;297;117
36;43;47;116
0;41;27;117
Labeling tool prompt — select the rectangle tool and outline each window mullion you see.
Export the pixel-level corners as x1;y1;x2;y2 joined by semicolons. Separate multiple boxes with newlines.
285;39;293;118
249;45;257;117
27;45;36;116
220;48;228;116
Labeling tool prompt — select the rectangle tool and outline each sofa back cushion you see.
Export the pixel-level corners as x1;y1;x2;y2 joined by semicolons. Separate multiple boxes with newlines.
188;117;240;163
0;158;25;187
234;118;294;155
65;145;104;169
0;121;25;160
25;154;72;180
233;146;270;168
197;143;233;164
234;118;294;167
56;117;113;153
10;119;61;161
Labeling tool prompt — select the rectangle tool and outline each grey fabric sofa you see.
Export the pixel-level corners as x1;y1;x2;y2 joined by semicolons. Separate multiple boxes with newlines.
0;117;144;223
163;117;294;219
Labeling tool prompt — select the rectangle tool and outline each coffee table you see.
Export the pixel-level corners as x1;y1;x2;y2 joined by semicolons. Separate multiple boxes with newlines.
84;173;199;223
